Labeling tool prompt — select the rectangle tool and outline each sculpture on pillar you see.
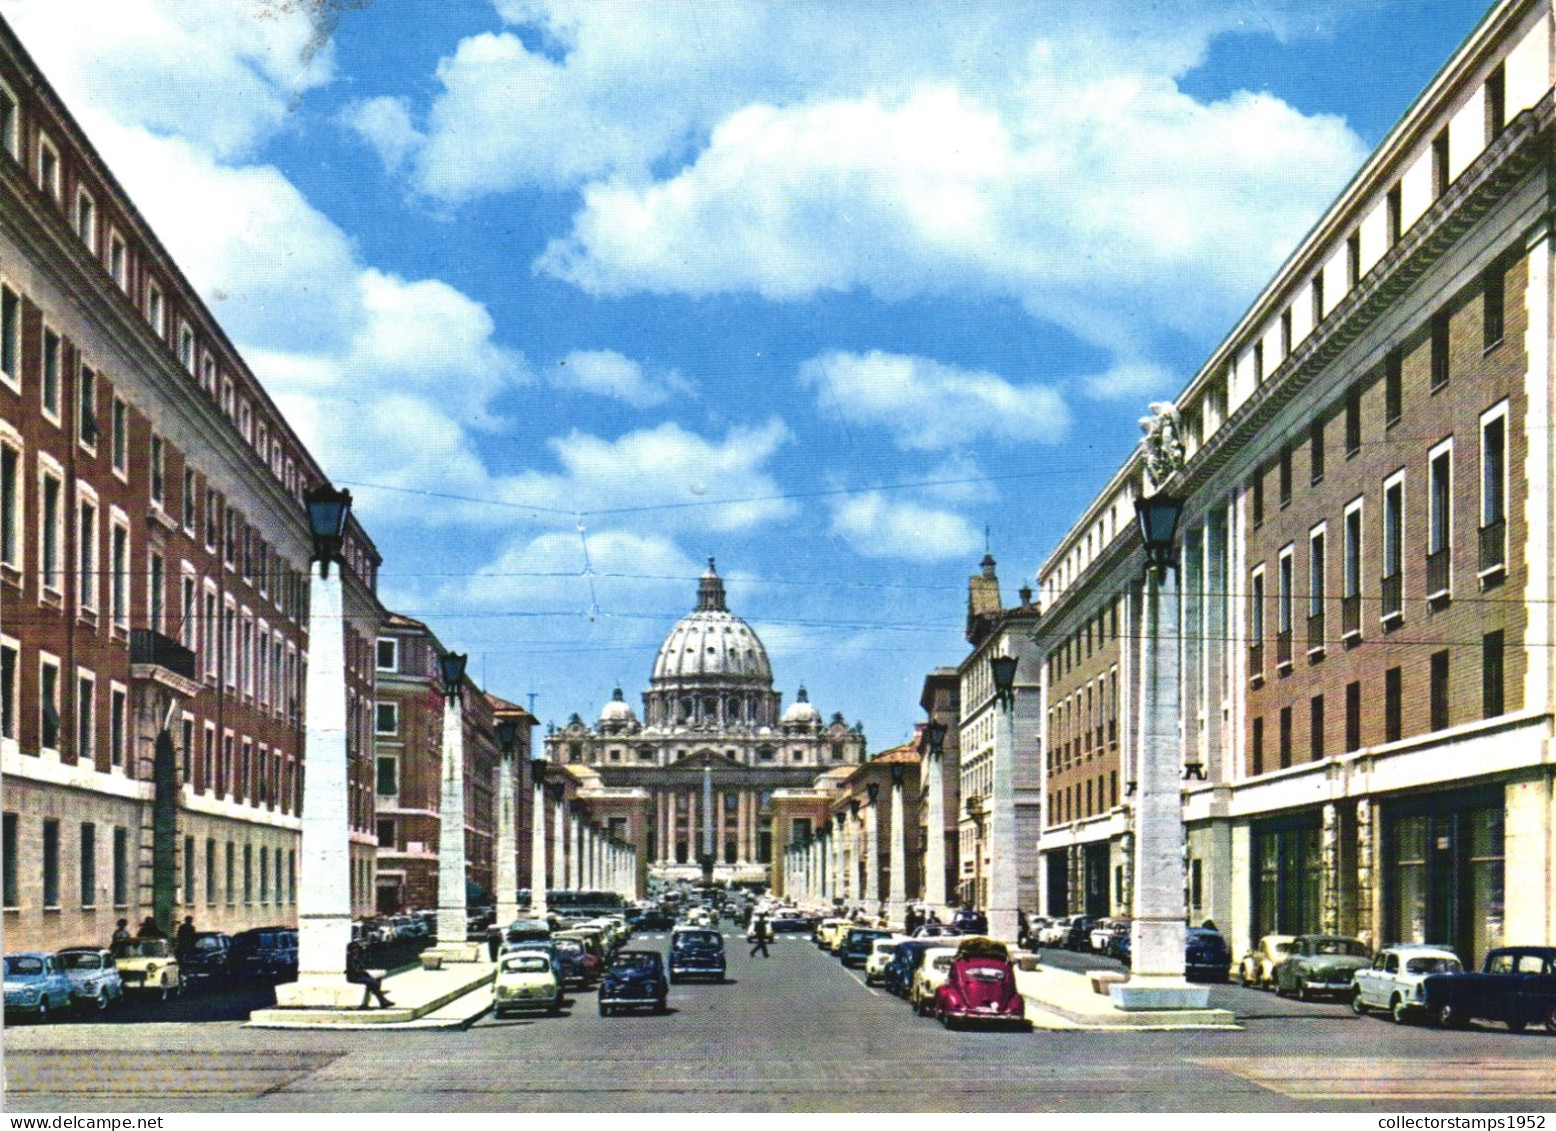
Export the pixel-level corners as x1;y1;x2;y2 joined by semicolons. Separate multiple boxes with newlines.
1138;401;1187;490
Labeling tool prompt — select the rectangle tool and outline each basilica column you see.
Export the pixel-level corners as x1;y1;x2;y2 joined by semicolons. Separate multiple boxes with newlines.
736;790;749;865
552;795;566;899
686;789;697;864
864;784;880;914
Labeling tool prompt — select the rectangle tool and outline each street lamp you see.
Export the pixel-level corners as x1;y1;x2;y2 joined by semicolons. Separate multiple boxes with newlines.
926;721;947;756
438;651;468;702
279;485;355;1007
990;654;1019;708
1135;494;1184;577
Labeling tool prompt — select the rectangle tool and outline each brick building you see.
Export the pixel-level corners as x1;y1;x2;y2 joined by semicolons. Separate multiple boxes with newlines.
0;18;382;951
1034;0;1556;966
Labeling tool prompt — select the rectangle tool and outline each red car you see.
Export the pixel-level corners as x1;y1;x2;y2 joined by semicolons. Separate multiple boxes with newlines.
934;955;1029;1030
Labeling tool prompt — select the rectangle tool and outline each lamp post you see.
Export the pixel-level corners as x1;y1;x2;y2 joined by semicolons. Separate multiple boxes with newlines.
434;651;478;958
923;719;948;917
887;764;908;929
863;783;880;915
281;486;355;1006
987;652;1021;941
493;719;520;929
529;757;549;918
1114;492;1204;1009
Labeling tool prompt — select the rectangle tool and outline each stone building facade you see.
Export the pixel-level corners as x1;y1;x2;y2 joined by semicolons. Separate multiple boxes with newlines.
0;17;382;951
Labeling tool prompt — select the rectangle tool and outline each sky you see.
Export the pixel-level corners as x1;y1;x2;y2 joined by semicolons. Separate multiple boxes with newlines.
0;0;1497;748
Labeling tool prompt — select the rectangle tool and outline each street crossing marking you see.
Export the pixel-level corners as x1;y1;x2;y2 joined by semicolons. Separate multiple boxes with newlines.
1201;1057;1556;1102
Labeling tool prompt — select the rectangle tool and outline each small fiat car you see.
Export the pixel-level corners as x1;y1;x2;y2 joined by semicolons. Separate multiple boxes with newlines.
112;937;181;999
910;946;961;1015
4;953;76;1023
492;951;562;1017
1239;934;1295;989
839;927;892;968
934;955;1028;1030
668;926;726;983
864;936;906;986
598;950;668;1016
1352;944;1463;1023
56;947;124;1012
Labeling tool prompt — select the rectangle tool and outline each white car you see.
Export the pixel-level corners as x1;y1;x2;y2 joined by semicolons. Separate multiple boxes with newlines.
1351;944;1463;1023
909;946;960;1016
864;936;908;986
493;951;562;1017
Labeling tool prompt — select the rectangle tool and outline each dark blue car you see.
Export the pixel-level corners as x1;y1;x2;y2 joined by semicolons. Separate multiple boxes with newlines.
668;927;726;983
882;940;939;998
1117;928;1231;983
598;950;668;1016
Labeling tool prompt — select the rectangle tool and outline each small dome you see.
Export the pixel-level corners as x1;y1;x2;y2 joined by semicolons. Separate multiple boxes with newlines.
598;687;639;726
781;686;822;726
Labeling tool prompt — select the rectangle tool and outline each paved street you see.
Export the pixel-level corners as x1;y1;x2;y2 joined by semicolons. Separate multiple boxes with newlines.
7;926;1556;1113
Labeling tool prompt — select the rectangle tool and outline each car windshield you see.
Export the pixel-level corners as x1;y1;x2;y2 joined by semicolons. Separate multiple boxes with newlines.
932;956;953;970
1406;957;1461;975
194;937;224;951
553;940;584;957
611;955;658;972
113;940;171;958
1312;938;1367;956
58;953;102;970
676;931;721;948
5;956;44;976
502;956;551;974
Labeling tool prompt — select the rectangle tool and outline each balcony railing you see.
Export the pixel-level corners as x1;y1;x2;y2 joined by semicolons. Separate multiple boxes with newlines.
1275;629;1293;669
1426;548;1451;600
1381;573;1403;622
1341;594;1361;641
130;628;196;681
1307;612;1325;655
1479;519;1506;575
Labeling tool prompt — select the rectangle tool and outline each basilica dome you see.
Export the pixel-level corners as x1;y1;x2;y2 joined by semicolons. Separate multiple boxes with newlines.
598;687;639;728
650;559;774;686
780;686;822;727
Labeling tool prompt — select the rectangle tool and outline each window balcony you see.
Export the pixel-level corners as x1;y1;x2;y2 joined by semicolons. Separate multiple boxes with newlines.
1381;573;1403;625
1479;519;1506;577
130;628;196;681
1275;629;1293;671
1341;594;1361;643
1307;612;1326;658
1426;547;1451;602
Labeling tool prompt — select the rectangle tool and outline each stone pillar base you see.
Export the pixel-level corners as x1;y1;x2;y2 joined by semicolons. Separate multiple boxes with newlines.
424;942;486;964
1109;978;1212;1011
273;976;368;1010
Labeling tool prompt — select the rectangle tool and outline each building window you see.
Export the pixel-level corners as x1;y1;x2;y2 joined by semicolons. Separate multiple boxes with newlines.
1429;650;1450;732
149;435;164;507
1278;446;1292;507
1382;472;1405;623
42;818;60;908
75;189;96;252
1378;355;1402;435
110;522;128;628
1;640;16;741
1249;565;1266;679
1251;474;1264;528
1480;402;1507;575
1430;312;1450;392
375;701;398;735
1345;681;1362;753
112;827;128;906
75;673;94;761
0;78;16;159
178;324;195;374
39;656;59;751
243;845;253;904
225;842;234;905
0;286;19;391
148;551;164;634
1278;706;1292;769
183;834;196;905
206;838;217;904
1276;546;1294;670
1252;340;1264;387
1485;62;1507;141
1427;441;1452;600
40;469;61;593
2;813;17;908
1280;308;1293;359
111;396;128;471
1384;666;1403;744
37;132;59;201
1308;526;1326;655
1312;273;1325;326
0;441;16;570
1483;630;1505;719
1432;127;1450;198
1309;696;1324;762
1346;230;1361;288
41;328;60;418
1387;182;1403;245
376;756;397;796
1345;384;1361;458
109;687;125;767
1309;420;1324;485
108;231;127;291
79;823;96;907
146;283;164;338
1483;265;1504;351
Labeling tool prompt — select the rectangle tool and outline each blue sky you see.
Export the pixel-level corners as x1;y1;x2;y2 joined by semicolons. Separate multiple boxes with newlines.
2;0;1494;746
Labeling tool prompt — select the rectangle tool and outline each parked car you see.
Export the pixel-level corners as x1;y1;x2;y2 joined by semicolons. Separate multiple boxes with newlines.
911;922;962;940
668;926;726;983
228;927;298;982
55;947;124;1012
598;950;669;1016
4;953;76;1022
1419;945;1556;1031
1273;935;1371;1000
503;919;553;946
633;908;677;931
1062;916;1099;952
1088;918;1132;956
178;932;233;984
770;911;813;933
839;928;893;968
492;951;562;1017
1037;918;1070;947
1017;915;1049;950
1117;927;1231;982
1352;944;1464;1023
909;946;961;1016
950;909;988;935
1238;934;1295;989
549;935;597;988
815;918;853;951
882;939;940;999
934;946;1028;1031
864;936;907;986
111;937;181;999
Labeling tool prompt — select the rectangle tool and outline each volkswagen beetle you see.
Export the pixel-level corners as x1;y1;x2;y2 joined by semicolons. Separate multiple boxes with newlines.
934;953;1029;1030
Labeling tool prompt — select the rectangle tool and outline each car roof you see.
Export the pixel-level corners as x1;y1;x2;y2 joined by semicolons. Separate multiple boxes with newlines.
8;951;53;959
56;945;110;954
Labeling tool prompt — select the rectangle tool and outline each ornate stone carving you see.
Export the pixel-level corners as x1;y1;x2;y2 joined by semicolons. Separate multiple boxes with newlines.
1138;401;1186;489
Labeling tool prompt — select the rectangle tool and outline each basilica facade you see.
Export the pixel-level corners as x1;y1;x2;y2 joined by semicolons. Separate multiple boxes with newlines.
544;561;866;883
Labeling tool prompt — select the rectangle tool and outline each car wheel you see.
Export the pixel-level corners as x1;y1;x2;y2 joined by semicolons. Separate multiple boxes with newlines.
160;980;172;1003
96;988;111;1012
1351;990;1368;1015
598;1002;610;1017
1390;997;1410;1025
1436;1003;1467;1030
1297;983;1310;1003
1238;968;1251;988
35;998;50;1025
940;1011;957;1031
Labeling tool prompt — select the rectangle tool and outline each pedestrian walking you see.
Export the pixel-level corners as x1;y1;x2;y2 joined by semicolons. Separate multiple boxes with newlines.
346;941;393;1009
748;913;771;958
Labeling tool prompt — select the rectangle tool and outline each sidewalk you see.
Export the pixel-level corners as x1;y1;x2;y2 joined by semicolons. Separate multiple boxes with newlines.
248;960;495;1030
1013;962;1239;1031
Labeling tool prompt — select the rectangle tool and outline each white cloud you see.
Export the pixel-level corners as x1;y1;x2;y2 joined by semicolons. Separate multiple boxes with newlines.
339;96;423;174
553;349;693;408
829;492;983;562
799;349;1069;451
